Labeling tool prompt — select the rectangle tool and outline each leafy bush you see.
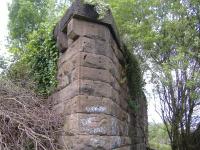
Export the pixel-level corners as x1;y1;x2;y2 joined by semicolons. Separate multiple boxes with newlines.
26;22;59;95
7;22;59;95
7;0;68;95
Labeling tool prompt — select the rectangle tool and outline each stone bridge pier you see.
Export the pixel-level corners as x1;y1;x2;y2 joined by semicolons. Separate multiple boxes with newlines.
52;0;148;149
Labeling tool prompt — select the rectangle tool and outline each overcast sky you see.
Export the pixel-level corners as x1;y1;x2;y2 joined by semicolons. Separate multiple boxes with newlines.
0;0;11;56
0;0;162;123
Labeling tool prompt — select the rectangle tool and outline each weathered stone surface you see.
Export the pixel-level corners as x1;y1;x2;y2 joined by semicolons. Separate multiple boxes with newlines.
113;146;132;150
58;36;124;77
72;67;112;84
133;144;147;150
63;113;129;136
51;80;79;105
54;79;129;111
131;137;145;145
54;0;123;50
54;95;129;122
58;51;125;89
57;72;71;90
59;135;131;150
110;37;125;65
52;1;148;149
56;34;123;74
58;37;82;66
56;31;68;53
68;18;111;41
80;52;122;83
80;36;123;73
71;66;124;93
80;80;121;104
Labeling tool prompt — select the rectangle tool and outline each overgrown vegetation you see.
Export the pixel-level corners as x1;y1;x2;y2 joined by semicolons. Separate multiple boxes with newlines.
1;0;199;149
0;78;64;149
5;0;68;95
1;4;63;147
149;123;171;150
124;46;144;110
6;22;59;95
26;23;59;95
1;1;145;149
108;0;200;150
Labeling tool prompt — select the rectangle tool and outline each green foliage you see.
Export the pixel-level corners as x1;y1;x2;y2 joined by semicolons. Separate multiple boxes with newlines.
7;22;59;95
128;98;139;111
8;0;54;52
7;58;30;81
124;47;144;110
109;0;155;50
5;0;200;149
109;0;199;149
149;123;171;150
7;0;68;95
125;47;143;100
26;22;59;95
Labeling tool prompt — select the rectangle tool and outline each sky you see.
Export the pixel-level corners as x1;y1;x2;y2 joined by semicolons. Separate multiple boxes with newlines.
145;74;162;123
0;0;162;123
0;0;11;57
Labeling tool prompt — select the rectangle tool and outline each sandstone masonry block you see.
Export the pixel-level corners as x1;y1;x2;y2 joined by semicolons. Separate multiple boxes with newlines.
63;114;129;136
79;52;122;82
53;3;148;149
59;135;131;150
59;95;129;122
56;31;68;52
67;18;111;41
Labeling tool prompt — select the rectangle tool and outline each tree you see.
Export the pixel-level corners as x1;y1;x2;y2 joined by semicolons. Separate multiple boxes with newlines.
6;0;200;148
108;0;200;149
8;0;52;54
7;0;68;95
149;1;200;150
149;123;171;150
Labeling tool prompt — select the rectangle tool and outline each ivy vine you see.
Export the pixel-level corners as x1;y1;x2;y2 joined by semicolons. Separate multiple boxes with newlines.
124;46;144;111
26;22;59;95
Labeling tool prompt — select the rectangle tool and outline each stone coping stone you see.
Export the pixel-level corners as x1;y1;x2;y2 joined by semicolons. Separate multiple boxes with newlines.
54;0;123;50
